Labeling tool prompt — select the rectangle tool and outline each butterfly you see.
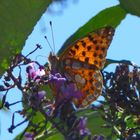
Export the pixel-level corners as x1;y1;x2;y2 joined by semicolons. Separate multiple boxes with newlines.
48;26;115;108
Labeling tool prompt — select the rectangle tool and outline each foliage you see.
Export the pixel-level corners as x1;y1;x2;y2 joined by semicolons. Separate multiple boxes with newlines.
0;0;52;76
0;1;140;140
119;0;140;17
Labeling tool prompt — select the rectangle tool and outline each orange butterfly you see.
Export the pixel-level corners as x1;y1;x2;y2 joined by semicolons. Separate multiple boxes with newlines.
48;26;115;108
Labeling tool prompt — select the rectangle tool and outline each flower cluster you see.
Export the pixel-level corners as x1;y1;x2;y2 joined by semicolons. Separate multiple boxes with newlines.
76;117;90;136
102;64;140;139
0;52;94;140
26;63;45;82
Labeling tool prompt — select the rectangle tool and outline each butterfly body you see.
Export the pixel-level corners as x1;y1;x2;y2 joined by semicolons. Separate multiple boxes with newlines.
49;26;115;107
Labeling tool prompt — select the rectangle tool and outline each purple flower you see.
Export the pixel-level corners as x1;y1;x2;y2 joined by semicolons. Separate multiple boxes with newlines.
48;72;83;106
76;117;90;136
49;73;66;87
29;90;46;108
36;67;45;77
77;117;87;129
38;90;46;101
61;83;83;99
48;73;66;94
26;63;45;82
24;132;34;140
92;135;104;140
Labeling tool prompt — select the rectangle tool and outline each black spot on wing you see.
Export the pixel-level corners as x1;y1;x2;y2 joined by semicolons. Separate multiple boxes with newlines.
95;46;99;50
88;72;92;76
87;46;92;51
94;60;98;65
99;54;103;59
101;47;106;52
81;40;86;47
74;44;79;50
88;35;97;45
82;51;86;56
93;53;97;57
89;79;93;83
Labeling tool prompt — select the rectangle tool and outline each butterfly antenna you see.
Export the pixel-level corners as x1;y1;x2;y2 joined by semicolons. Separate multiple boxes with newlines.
50;21;56;54
44;35;54;54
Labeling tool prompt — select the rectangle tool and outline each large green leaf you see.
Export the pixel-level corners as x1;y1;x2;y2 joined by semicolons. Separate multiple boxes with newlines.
0;0;52;76
105;58;139;68
119;0;140;17
58;5;126;55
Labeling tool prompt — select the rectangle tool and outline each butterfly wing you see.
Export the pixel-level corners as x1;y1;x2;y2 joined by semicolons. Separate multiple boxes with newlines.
59;27;114;69
55;27;114;107
63;67;103;107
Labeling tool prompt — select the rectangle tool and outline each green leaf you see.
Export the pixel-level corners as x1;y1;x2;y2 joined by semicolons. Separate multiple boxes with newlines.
0;0;52;76
31;111;45;124
58;5;126;55
41;85;54;100
105;58;139;68
86;111;112;137
119;0;140;17
125;115;140;129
